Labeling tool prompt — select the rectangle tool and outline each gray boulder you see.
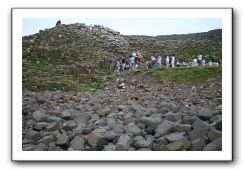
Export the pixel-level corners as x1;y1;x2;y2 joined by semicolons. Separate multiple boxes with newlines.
154;120;175;138
208;128;222;141
197;108;214;121
33;109;47;122
69;136;85;150
134;140;153;149
139;116;162;128
116;134;132;151
56;133;69;145
87;128;107;147
191;138;206;151
126;123;142;136
46;120;63;132
203;138;222;151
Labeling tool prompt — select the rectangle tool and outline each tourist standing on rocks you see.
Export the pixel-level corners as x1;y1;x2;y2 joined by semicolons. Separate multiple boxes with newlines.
135;56;139;70
55;20;61;27
130;53;135;70
193;58;198;66
202;59;206;66
121;57;126;71
197;53;203;66
169;56;172;68
125;57;130;70
166;56;169;68
172;55;175;68
176;59;180;67
157;55;162;68
115;60;120;75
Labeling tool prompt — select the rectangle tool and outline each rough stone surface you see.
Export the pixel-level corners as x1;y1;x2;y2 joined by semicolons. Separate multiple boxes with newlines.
203;138;222;151
25;130;39;140
208;128;222;141
139;116;162;128
191;138;206;151
69;136;85;150
126;123;142;136
46;120;63;132
166;141;184;151
116;134;132;151
197;108;214;121
87;128;107;147
134;140;153;149
33;109;47;122
154;120;174;138
56;133;69;145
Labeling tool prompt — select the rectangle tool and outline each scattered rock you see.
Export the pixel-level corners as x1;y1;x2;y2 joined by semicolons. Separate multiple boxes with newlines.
139;116;162;128
56;132;69;145
25;130;39;140
104;144;116;151
163;112;182;122
87;128;107;147
46;120;63;132
197;108;214;121
189;128;208;142
203;138;222;151
154;120;174;138
175;124;192;132
104;130;117;141
33;109;47;122
69;136;85;150
134;140;153;149
208;128;222;141
126;123;142;136
39;135;54;145
61;111;72;120
191;138;206;151
116;134;132;151
166;141;184;151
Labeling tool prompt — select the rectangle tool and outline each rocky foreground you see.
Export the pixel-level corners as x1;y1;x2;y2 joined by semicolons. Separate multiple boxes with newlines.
22;71;222;151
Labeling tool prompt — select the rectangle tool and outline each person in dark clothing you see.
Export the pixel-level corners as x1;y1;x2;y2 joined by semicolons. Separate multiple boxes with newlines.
169;56;172;68
56;20;61;27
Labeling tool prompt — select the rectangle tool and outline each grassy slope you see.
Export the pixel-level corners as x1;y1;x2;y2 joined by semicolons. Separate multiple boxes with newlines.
145;67;222;85
22;56;112;92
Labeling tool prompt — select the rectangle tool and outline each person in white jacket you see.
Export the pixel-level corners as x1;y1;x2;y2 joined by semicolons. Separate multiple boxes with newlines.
166;56;169;68
172;55;175;68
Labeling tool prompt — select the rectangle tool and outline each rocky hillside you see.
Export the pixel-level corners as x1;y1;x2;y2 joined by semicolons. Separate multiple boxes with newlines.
23;23;222;64
22;69;222;151
22;23;222;151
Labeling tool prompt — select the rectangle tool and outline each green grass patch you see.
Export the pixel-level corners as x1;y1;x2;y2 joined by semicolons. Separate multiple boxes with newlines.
145;66;222;85
23;56;112;92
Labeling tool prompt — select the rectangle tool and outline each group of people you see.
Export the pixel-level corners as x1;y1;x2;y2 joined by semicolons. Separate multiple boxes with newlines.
191;53;204;67
114;51;143;75
146;54;179;69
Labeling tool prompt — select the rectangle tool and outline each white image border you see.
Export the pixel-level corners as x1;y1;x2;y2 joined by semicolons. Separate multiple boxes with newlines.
12;8;232;161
